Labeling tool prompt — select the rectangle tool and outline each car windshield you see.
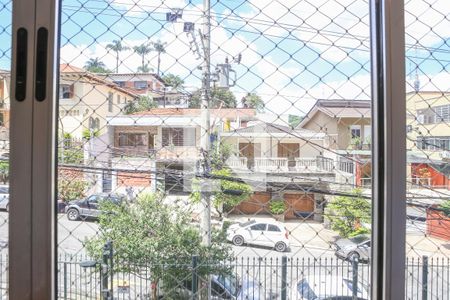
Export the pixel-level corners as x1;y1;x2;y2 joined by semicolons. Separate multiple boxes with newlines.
217;274;239;296
0;187;8;194
239;220;256;227
349;235;370;244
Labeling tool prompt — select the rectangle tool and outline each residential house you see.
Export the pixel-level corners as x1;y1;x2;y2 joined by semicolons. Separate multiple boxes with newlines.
297;99;372;187
220;122;340;221
101;73;188;108
298;99;372;150
103;108;257;194
59;64;138;139
406;91;450;189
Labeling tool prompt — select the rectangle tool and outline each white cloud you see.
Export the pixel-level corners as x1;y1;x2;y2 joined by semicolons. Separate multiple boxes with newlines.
59;0;450;118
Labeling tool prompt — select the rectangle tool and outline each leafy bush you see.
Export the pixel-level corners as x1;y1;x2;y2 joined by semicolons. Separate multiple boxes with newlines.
326;189;371;238
0;161;8;183
269;200;286;215
439;200;450;217
58;178;88;202
190;168;252;216
58;148;84;164
82;129;99;140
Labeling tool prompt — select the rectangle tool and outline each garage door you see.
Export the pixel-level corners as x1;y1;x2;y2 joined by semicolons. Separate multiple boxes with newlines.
283;193;315;219
233;192;271;215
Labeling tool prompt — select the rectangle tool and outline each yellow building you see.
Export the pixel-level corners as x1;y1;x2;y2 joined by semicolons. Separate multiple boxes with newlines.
406;91;450;159
59;64;138;139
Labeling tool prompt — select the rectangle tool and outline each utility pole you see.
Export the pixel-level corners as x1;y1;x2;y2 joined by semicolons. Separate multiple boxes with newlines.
200;0;212;298
200;0;211;247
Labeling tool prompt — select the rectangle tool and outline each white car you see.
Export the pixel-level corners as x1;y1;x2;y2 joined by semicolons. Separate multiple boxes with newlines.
0;185;9;211
226;220;290;252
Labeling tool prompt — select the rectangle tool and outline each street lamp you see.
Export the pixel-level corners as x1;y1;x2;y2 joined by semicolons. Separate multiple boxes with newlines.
80;241;114;300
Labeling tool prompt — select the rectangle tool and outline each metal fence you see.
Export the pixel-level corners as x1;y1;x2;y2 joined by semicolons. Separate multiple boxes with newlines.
0;255;434;299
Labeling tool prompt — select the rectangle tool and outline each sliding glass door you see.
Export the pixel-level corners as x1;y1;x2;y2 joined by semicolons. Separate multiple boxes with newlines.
10;0;448;299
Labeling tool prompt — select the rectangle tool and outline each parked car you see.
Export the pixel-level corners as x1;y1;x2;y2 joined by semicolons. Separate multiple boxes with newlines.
226;219;290;252
0;185;9;211
293;275;369;300
159;273;276;300
65;193;126;221
334;234;371;261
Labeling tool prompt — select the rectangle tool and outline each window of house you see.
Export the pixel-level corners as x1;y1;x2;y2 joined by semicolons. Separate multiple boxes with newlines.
435;105;450;122
118;133;146;147
161;127;196;147
350;126;361;139
59;84;74;99
108;92;113;112
114;81;125;87
134;81;148;89
117;94;121;104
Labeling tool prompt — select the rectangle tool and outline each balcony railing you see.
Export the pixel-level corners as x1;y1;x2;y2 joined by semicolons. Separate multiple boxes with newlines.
295;157;317;170
254;157;289;172
225;157;248;170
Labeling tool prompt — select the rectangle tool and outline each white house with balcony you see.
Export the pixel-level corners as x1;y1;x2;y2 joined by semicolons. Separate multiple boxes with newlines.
100;108;257;194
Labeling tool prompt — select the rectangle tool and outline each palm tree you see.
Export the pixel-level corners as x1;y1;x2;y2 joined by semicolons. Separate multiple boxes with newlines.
152;40;167;76
106;40;130;73
84;58;109;73
133;43;152;72
137;63;153;73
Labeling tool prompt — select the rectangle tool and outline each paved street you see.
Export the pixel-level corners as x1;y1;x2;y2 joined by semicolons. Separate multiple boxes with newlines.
1;211;450;259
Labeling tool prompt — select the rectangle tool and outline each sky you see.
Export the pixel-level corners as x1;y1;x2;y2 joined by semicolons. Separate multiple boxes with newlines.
0;0;449;120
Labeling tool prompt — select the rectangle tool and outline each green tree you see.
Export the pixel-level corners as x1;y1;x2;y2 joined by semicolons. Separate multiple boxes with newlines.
124;95;158;114
288;115;303;128
0;161;8;183
191;141;252;217
85;193;232;299
82;129;100;140
133;43;152;72
137;63;152;73
325;189;371;238
189;88;237;109
241;93;265;112
58;178;88;202
106;40;130;73
152;40;167;76
84;58;111;73
440;200;450;217
58;148;84;164
162;73;184;90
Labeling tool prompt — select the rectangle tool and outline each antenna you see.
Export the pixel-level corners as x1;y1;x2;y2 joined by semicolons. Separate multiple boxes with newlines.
413;45;420;91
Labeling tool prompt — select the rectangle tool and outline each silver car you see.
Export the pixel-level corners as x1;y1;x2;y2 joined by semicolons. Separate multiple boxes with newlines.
0;185;9;211
294;275;369;300
334;235;371;261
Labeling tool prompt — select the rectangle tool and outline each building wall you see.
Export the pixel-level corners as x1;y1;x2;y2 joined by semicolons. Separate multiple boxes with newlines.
406;92;450;156
411;163;450;189
302;112;371;150
60;79;133;138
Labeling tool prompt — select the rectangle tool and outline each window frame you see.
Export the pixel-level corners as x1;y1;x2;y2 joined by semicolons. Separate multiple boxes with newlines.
7;0;408;298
